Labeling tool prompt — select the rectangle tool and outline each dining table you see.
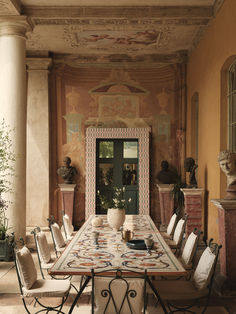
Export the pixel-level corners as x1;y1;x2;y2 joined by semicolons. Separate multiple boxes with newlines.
49;214;187;313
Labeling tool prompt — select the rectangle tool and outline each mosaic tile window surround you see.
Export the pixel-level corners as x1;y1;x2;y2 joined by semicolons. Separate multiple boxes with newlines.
85;128;150;218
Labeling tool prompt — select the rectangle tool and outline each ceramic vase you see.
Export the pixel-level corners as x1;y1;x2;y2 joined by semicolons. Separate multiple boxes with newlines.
107;208;125;231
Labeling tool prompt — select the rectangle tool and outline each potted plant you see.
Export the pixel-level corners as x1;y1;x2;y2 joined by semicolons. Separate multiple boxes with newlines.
97;187;131;231
0;119;16;261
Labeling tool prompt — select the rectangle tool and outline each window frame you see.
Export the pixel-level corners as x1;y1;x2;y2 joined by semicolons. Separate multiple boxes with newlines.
228;61;236;151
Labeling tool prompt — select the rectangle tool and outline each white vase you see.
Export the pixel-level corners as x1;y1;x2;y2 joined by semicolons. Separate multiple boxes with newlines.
107;208;125;231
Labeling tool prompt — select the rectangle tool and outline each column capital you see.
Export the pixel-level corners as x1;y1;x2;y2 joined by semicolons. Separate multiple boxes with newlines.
26;58;52;71
211;199;236;211
0;16;33;38
181;188;204;196
156;183;174;192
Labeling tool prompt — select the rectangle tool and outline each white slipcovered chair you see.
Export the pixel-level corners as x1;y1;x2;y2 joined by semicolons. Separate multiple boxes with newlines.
62;212;76;241
179;228;202;271
31;227;57;279
160;213;178;239
14;245;71;314
32;227;79;298
160;228;202;281
91;268;168;314
152;240;222;313
164;214;188;255
47;217;66;257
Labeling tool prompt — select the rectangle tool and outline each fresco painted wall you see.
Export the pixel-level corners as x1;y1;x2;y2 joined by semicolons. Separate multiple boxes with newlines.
50;65;185;227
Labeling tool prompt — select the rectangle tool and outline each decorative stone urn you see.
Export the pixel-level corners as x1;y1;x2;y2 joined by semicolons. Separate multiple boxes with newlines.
107;208;126;231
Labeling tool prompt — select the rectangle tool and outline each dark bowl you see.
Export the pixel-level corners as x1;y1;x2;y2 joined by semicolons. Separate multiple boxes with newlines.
126;239;146;250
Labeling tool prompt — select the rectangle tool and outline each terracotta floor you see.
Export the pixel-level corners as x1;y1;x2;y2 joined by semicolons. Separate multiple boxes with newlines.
0;232;235;313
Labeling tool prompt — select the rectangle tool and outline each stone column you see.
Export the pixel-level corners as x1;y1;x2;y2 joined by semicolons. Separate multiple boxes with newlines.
26;58;52;227
58;184;76;223
211;199;236;287
156;184;174;226
0;17;32;239
181;188;204;236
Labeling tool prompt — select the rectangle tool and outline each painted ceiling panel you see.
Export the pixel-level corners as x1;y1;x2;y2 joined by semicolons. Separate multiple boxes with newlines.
0;0;225;65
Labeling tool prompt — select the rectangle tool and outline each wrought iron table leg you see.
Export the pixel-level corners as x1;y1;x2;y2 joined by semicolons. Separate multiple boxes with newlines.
68;275;91;314
146;276;168;314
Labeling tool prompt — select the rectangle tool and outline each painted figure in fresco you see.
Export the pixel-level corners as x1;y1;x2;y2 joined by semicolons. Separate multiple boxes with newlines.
156;160;178;184
156;88;170;115
57;156;77;184
218;150;236;199
184;157;198;188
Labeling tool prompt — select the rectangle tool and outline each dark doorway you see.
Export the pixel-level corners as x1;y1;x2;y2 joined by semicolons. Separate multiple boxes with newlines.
96;139;138;215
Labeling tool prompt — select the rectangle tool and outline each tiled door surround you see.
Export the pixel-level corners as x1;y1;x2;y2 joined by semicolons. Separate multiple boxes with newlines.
85;128;150;219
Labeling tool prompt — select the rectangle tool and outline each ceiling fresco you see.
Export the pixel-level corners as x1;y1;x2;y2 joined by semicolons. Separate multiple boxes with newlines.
0;0;225;65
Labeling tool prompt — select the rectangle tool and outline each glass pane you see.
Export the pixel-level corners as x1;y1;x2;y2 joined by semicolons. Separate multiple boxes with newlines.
98;164;113;186
123;163;137;185
99;141;114;158
230;70;235;91
123;141;138;158
232;94;236;123
233;67;236;91
232;124;236;152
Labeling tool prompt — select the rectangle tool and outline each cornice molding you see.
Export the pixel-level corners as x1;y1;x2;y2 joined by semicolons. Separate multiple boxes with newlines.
0;16;33;37
52;51;188;67
0;0;21;16
22;5;213;19
31;17;210;27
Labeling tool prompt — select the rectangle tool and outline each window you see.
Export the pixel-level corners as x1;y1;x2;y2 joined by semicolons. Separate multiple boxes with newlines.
228;61;236;151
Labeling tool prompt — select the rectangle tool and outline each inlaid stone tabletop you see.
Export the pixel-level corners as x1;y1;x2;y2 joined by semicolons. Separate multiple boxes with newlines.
49;215;186;277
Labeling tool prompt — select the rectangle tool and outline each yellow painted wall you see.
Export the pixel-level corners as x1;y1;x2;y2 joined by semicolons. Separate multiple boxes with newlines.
186;0;236;242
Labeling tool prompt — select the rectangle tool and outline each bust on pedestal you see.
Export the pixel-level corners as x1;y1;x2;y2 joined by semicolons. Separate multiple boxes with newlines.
211;150;236;288
156;161;177;226
57;156;77;223
182;157;204;236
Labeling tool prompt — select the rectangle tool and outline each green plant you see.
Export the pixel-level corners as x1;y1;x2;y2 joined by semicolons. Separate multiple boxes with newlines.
0;119;16;240
0;198;8;240
97;186;131;210
172;173;186;216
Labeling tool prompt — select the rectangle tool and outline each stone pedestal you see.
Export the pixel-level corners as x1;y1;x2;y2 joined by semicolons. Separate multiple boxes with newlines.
156;184;174;226
58;184;76;222
211;199;236;285
181;188;204;236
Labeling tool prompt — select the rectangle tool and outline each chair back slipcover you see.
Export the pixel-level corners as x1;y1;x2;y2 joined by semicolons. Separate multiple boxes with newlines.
16;246;37;290
63;214;74;239
51;222;66;249
36;230;51;264
91;269;148;314
166;213;177;236
181;229;200;266
173;218;185;246
193;246;216;290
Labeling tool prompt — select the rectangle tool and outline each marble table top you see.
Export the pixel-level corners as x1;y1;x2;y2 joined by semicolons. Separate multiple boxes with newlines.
49;214;186;276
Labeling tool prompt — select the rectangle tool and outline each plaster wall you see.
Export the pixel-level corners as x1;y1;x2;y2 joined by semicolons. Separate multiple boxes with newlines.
186;0;236;241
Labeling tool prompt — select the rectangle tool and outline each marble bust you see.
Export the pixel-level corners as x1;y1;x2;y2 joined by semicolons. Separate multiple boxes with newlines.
218;150;236;199
57;156;77;184
184;157;198;188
